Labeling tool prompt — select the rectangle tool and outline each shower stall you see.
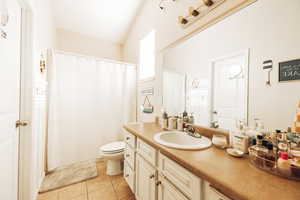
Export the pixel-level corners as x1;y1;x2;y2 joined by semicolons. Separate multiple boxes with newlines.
46;50;136;171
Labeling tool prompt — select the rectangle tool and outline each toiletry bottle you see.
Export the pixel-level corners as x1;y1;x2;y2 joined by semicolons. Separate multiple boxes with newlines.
255;135;268;167
162;111;168;130
250;138;265;167
183;111;189;124
188;113;195;124
265;143;276;170
278;132;289;153
177;115;184;131
168;116;177;130
277;152;291;176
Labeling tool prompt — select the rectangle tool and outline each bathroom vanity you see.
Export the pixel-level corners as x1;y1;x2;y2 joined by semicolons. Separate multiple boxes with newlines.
123;122;300;200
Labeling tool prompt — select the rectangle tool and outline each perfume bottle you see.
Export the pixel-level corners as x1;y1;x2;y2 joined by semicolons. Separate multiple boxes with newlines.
265;143;276;170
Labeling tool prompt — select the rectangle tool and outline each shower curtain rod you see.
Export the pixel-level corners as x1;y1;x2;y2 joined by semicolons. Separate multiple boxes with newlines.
51;49;137;68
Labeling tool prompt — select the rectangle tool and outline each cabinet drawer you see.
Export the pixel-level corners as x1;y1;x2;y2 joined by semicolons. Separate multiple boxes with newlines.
158;153;202;200
124;161;135;193
125;144;135;169
136;138;157;166
124;130;136;148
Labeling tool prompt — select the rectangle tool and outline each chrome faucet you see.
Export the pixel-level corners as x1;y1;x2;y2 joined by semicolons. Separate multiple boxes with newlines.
184;125;202;138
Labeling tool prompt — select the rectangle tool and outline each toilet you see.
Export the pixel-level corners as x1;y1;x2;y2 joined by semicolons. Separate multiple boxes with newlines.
100;141;125;176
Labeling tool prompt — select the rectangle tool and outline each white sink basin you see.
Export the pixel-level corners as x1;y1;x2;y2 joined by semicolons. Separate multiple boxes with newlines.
154;131;212;150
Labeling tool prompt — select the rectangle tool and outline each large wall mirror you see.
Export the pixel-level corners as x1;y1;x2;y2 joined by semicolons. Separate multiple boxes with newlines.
161;0;300;133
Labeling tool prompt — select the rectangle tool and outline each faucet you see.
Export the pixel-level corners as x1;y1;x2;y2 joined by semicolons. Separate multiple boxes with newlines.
184;124;202;138
210;121;219;129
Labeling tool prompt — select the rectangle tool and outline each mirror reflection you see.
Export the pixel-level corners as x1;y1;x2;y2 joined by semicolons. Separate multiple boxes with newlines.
162;48;249;131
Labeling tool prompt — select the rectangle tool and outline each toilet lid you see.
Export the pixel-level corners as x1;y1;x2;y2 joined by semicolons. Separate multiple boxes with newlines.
101;141;125;153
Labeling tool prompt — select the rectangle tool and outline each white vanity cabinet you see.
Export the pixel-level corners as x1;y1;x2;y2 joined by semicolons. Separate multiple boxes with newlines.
124;130;231;200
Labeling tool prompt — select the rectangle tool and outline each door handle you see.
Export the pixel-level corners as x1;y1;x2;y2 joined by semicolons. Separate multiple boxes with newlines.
16;120;28;128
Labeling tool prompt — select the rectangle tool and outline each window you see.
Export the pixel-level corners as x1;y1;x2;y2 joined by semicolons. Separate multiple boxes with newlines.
139;30;156;80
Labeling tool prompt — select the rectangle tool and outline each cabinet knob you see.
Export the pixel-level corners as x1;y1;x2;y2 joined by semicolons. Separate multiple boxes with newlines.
156;181;161;186
125;174;129;177
125;154;130;157
126;137;130;140
149;174;155;179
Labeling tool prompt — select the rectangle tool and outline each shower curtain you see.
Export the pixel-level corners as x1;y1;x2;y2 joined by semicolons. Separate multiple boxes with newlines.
47;51;136;170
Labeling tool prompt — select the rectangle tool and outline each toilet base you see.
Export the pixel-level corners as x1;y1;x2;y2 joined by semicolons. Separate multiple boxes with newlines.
106;159;123;176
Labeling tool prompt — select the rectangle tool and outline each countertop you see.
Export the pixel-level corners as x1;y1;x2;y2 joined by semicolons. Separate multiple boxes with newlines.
123;122;300;200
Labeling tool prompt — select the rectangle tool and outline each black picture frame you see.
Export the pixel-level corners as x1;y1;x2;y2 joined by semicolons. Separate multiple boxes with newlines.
279;59;300;82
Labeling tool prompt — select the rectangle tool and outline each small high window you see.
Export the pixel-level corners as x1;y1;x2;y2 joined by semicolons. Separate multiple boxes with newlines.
139;30;156;80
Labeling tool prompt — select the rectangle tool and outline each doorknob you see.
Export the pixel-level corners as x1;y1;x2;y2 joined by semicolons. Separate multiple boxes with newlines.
16;120;28;128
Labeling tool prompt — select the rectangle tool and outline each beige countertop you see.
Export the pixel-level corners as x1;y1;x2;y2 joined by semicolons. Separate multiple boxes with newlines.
123;122;300;200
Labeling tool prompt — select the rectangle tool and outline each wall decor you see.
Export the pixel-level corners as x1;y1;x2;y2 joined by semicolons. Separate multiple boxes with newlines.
141;96;154;114
279;59;300;82
262;60;273;86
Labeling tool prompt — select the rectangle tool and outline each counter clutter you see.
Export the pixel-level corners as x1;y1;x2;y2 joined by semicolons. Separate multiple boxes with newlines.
123;122;300;200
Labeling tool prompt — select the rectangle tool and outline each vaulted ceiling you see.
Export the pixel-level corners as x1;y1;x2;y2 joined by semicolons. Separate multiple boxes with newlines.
52;0;144;44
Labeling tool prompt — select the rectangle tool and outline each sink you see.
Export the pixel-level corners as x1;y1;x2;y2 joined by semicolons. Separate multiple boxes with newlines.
154;131;212;150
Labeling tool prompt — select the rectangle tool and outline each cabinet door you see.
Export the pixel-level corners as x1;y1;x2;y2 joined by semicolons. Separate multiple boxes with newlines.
204;181;232;200
135;154;156;200
157;176;189;200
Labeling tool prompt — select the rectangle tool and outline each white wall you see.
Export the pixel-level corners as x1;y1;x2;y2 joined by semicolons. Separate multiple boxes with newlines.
20;0;56;200
123;0;300;130
56;28;123;61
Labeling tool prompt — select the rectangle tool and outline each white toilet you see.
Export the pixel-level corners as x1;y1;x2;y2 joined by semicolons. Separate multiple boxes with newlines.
100;141;125;176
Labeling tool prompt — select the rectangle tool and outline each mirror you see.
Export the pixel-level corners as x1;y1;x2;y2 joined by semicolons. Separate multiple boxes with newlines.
161;2;300;132
162;44;249;131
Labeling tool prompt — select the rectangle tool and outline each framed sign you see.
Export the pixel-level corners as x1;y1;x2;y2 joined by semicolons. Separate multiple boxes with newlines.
279;59;300;82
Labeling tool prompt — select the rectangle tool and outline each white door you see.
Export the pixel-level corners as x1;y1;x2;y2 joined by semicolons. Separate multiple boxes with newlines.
135;154;156;200
211;50;248;131
0;0;22;199
157;176;189;200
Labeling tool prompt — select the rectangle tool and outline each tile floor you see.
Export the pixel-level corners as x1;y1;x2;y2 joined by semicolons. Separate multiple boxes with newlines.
37;161;135;200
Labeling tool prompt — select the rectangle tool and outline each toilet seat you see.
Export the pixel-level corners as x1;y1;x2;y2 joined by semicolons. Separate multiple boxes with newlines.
100;141;125;154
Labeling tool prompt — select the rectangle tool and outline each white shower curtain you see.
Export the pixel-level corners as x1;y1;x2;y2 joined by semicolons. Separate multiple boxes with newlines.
47;51;136;170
